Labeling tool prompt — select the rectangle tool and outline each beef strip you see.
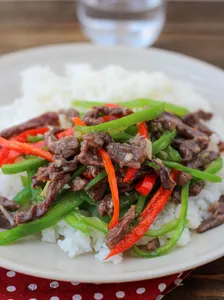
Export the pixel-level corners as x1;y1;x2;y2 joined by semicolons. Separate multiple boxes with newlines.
87;179;108;201
83;106;132;126
71;176;88;191
0;112;59;139
182;110;213;125
78;133;112;166
139;238;160;252
105;206;136;249
0;211;13;229
218;141;224;152
197;195;224;233
151;158;176;190
177;172;193;186
194;123;213;137
106;136;147;169
14;173;71;224
172;138;209;162
149;112;209;141
59;108;80;120
97;194;113;217
32;174;43;188
0;196;19;210
45;129;79;158
187;150;220;169
171;180;205;204
82;166;103;179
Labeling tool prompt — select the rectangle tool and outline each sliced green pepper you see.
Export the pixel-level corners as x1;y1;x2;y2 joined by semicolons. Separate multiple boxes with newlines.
2;158;48;174
133;182;189;257
156;146;182;162
144;219;179;237
162;161;222;183
152;130;176;155
13;186;31;206
0;191;83;245
73;211;108;234
85;170;107;190
64;213;90;236
76;104;165;133
27;135;44;143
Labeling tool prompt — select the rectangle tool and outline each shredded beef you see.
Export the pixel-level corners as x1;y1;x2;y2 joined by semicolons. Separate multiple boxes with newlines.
0;196;19;210
87;179;108;201
218;141;224;152
59;108;80;120
71;176;88;191
171;187;182;204
106;137;147;169
139;238;160;252
78;133;112;166
45;129;79;158
105;206;136;249
197;195;224;233
152;158;176;190
190;181;205;196
149;112;177;132
182;110;213;125
177;172;193;186
83;106;132;126
97;194;113;217
82;166;103;179
32;175;43;188
172;138;209;162
14;174;71;224
187;150;220;169
0;112;59;139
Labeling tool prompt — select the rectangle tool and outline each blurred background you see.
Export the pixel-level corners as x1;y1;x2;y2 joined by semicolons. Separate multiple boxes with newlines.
0;0;224;68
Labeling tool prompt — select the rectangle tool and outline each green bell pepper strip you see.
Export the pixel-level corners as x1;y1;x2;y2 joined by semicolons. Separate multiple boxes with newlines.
13;186;31;206
125;125;138;135
2;158;48;174
85;170;107;190
144;218;179;237
156;146;182;162
0;191;84;245
27;135;44;143
73;211;108;234
80;190;96;206
72;99;189;117
135;194;147;216
64;213;90;236
27;169;44;203
76;104;165;133
20;175;28;187
162;161;222;183
110;132;133;142
133;182;189;258
152;130;176;155
71;165;86;180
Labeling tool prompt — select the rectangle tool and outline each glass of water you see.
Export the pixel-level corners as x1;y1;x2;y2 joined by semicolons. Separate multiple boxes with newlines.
76;0;166;47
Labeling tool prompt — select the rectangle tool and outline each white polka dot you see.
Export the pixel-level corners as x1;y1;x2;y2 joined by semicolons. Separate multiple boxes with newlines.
50;297;60;300
6;286;16;292
116;291;125;298
72;295;82;300
7;271;16;278
158;283;166;292
136;287;145;294
94;293;104;300
28;284;37;291
178;272;183;278
50;281;59;289
29;298;37;300
174;278;183;286
71;282;80;286
155;296;164;300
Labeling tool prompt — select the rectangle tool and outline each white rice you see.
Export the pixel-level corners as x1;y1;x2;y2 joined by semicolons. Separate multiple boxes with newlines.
1;64;224;263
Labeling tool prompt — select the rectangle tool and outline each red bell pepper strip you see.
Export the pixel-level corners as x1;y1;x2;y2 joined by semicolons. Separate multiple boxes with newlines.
56;128;74;139
135;174;157;196
106;170;178;259
0;137;54;162
72;117;87;127
104;103;120;108
137;122;148;139
97;115;119;123
123;168;138;183
98;148;120;230
14;128;49;143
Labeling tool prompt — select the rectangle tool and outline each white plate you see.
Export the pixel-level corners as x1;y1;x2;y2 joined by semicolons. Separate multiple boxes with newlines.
0;44;224;283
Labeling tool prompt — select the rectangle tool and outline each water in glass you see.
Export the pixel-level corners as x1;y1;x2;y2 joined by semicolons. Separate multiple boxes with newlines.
77;0;166;47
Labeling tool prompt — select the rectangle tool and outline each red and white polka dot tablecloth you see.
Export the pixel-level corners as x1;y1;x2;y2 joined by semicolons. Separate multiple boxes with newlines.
0;267;192;300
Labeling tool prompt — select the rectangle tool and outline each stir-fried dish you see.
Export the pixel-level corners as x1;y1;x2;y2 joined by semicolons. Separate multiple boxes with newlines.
0;98;223;259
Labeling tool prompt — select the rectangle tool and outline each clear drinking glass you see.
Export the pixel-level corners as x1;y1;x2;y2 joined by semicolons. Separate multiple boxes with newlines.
76;0;166;47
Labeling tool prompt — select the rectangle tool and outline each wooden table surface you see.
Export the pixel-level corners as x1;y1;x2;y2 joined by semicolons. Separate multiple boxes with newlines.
0;1;224;299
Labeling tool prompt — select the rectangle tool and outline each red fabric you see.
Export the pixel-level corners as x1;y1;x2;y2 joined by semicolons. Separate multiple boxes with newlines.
0;267;191;300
